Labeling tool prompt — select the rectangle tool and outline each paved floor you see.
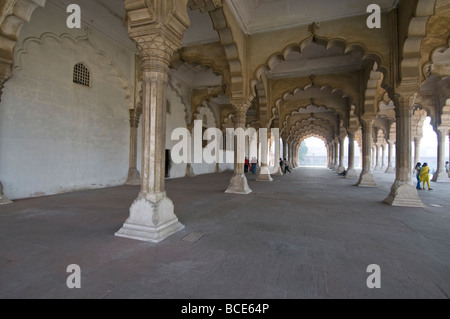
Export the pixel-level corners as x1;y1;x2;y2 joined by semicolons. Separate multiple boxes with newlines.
0;168;449;299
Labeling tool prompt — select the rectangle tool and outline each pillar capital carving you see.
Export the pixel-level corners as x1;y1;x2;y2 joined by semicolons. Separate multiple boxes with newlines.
125;0;190;71
129;106;143;128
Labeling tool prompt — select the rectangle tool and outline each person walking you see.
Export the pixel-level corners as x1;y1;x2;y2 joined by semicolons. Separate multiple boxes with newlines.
284;158;291;174
419;163;433;191
446;161;449;174
415;162;422;190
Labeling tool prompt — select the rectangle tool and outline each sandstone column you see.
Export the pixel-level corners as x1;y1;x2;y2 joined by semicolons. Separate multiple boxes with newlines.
385;141;395;173
337;138;345;173
226;105;253;193
431;128;447;182
126;107;143;185
257;126;273;181
448;134;450;178
346;132;358;178
116;2;189;242
385;95;424;207
357;117;377;187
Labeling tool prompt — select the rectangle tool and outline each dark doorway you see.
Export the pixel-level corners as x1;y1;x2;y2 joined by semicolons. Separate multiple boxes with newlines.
165;150;171;178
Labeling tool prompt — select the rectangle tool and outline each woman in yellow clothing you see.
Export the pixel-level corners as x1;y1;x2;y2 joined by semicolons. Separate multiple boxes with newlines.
419;163;433;191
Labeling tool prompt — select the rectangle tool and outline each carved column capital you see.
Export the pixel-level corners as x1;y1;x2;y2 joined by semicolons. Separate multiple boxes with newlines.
129;106;142;128
125;0;190;72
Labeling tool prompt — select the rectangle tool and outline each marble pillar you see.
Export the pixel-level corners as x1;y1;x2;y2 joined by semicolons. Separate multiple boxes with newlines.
257;129;273;181
116;51;184;242
413;136;422;169
385;96;424;207
333;140;339;171
381;144;387;171
272;134;283;175
226;106;253;193
357;118;377;187
385;141;395;173
0;78;13;205
431;129;447;182
374;144;381;170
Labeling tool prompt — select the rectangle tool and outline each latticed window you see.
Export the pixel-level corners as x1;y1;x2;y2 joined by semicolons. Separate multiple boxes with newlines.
73;63;91;87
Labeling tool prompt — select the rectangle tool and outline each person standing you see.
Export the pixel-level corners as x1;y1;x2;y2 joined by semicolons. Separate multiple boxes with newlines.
251;157;258;175
415;162;422;190
244;157;249;173
446;161;449;174
419;163;433;191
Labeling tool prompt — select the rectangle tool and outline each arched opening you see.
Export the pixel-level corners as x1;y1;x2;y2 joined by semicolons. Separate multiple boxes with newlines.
299;137;327;167
416;117;449;179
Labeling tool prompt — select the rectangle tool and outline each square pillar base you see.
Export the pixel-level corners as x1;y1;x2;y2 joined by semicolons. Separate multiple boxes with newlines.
384;181;425;208
126;169;141;186
256;165;273;182
0;196;13;205
225;174;252;194
385;166;395;174
115;195;184;243
345;168;358;179
356;172;377;187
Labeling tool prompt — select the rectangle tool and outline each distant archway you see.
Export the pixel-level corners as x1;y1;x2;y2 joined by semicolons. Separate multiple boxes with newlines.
300;137;327;167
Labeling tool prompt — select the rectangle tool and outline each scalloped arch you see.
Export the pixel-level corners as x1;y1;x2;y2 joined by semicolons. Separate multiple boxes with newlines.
251;35;390;96
401;0;438;85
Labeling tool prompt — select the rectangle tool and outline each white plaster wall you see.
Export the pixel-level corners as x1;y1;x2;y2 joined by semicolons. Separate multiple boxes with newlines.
0;5;134;199
166;85;188;179
191;106;219;175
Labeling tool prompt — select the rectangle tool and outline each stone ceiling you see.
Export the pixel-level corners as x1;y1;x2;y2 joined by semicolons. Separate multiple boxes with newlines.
226;0;399;34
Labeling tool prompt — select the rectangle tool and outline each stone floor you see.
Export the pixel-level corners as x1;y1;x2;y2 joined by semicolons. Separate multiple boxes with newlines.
0;168;449;299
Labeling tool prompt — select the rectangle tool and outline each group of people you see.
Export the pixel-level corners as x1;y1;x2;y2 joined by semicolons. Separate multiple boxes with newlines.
244;157;259;175
414;162;433;191
243;158;292;175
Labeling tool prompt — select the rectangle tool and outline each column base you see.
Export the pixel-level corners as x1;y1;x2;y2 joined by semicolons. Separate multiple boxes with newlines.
356;172;377;187
337;165;345;174
374;165;381;171
431;170;446;182
384;181;425;207
0;195;13;205
345;168;358;179
225;173;252;194
272;167;284;176
333;164;339;171
115;194;184;243
126;168;141;186
215;164;223;173
186;164;196;177
256;165;273;182
385;166;395;174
